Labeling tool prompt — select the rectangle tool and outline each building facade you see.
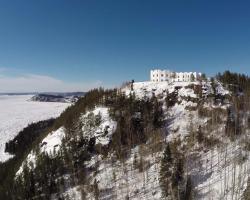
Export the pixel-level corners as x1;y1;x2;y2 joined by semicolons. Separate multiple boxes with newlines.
150;69;201;82
150;69;173;82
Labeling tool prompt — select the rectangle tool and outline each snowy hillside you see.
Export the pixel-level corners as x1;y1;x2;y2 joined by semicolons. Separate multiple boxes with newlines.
123;81;229;99
6;78;250;200
82;80;249;200
17;106;117;176
0;95;70;162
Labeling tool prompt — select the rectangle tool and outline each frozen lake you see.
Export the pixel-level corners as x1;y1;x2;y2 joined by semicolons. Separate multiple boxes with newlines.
0;95;70;162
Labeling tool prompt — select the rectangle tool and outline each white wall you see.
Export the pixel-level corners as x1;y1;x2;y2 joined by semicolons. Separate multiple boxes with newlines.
150;69;172;82
150;69;201;82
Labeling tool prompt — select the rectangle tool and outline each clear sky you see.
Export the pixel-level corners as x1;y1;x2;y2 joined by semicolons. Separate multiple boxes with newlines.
0;0;250;92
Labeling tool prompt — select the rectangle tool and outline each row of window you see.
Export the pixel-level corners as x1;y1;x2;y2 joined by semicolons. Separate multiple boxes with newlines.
152;74;169;77
153;74;193;78
152;77;194;82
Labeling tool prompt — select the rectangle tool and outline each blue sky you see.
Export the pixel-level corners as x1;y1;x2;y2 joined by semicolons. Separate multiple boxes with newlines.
0;0;250;92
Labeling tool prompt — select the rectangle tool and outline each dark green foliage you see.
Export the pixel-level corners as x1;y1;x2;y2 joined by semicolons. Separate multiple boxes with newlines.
5;119;55;155
0;119;56;200
248;117;250;128
201;73;207;81
159;144;172;197
163;143;172;163
210;77;217;95
93;179;99;200
166;90;178;108
190;74;195;82
11;133;90;200
184;176;193;200
131;79;134;91
12;153;68;199
55;88;109;132
172;158;184;187
225;108;241;140
193;84;203;98
109;93;164;158
196;126;204;143
160;143;186;199
217;71;250;94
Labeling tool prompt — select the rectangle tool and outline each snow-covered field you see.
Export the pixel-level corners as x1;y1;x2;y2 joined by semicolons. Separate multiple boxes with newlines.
0;95;70;162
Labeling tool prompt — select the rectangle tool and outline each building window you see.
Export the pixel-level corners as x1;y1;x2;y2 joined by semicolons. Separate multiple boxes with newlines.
161;74;163;77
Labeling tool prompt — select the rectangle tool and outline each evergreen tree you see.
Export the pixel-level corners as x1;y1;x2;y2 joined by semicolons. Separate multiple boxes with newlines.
190;74;195;82
184;176;193;200
159;144;172;198
196;125;204;143
93;179;99;200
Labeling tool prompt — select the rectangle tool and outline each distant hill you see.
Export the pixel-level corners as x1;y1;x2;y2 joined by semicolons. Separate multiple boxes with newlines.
30;92;85;103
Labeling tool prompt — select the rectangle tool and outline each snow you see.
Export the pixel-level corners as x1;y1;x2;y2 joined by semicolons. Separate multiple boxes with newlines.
123;81;229;100
55;186;83;200
189;141;250;200
86;146;163;200
16;151;36;175
17;106;116;176
15;81;244;200
123;81;199;99
16;127;66;175
40;127;65;156
80;107;117;145
216;80;230;96
0;95;70;162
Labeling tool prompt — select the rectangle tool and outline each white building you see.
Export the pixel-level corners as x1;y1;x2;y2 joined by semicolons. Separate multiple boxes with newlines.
150;69;201;82
150;69;173;82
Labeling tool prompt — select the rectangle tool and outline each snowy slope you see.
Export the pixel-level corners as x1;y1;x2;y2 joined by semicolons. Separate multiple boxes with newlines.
16;106;117;176
190;141;250;200
122;81;249;200
86;146;163;200
16;127;66;175
80;107;117;145
73;81;244;200
123;81;199;99
0;95;70;162
123;80;229;100
14;81;250;200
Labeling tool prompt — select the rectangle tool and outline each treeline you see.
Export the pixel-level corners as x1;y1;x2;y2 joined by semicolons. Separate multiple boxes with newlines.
216;71;250;140
109;93;164;158
12;138;90;200
5;118;55;156
217;71;250;94
160;142;193;200
0;119;56;200
53;88;116;135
